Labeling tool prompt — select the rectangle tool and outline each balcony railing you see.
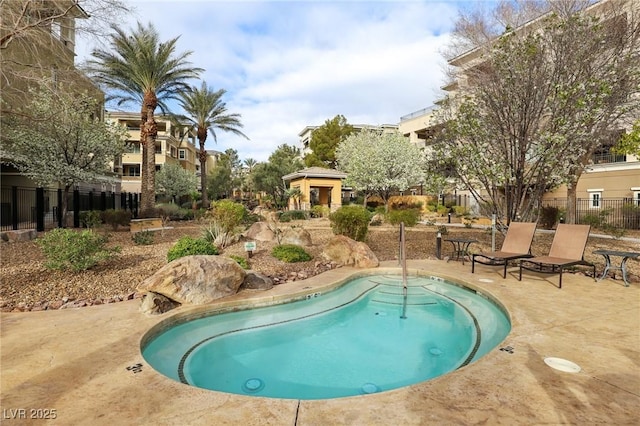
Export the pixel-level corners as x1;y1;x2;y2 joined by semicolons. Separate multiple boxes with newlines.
592;152;626;165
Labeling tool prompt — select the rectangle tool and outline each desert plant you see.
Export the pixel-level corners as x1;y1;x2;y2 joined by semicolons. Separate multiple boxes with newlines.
387;209;421;227
271;244;312;263
201;219;240;249
209;200;246;233
37;228;120;271
79;210;102;229
310;205;330;218
167;236;218;262
102;209;132;230
132;230;155;245
437;225;448;235
229;254;249;269
329;205;370;241
280;210;308;221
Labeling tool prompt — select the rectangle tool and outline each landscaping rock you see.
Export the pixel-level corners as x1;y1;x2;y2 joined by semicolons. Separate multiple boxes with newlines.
244;222;276;241
321;235;379;268
240;270;274;290
1;229;37;242
281;227;313;246
139;291;180;315
137;255;246;305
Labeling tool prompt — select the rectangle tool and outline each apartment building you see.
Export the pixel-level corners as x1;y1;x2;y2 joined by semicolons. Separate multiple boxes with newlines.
299;123;398;155
399;0;639;212
106;111;200;194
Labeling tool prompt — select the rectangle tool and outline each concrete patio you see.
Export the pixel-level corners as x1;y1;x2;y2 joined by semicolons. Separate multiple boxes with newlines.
1;259;639;425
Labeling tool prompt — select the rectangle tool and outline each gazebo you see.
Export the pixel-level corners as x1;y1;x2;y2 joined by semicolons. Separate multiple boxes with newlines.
282;167;347;212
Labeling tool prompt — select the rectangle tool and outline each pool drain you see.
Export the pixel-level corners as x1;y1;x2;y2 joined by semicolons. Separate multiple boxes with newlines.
429;348;442;356
544;357;581;373
242;378;265;393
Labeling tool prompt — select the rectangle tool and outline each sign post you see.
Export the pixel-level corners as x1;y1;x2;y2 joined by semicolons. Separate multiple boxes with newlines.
244;241;257;258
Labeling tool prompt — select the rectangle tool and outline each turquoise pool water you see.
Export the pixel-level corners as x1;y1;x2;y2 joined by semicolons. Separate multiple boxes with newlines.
142;274;510;400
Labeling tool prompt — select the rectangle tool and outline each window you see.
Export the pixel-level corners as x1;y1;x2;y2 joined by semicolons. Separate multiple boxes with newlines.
170;147;177;158
125;165;140;177
632;188;640;206
155;145;162;154
179;149;186;160
588;189;603;209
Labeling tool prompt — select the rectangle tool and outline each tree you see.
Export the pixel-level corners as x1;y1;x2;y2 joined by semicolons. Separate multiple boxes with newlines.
155;163;197;203
437;0;640;224
177;81;249;208
207;148;244;201
613;119;640;158
3;81;127;223
243;158;258;200
86;22;202;217
254;144;304;208
336;130;425;211
0;0;130;111
304;115;354;169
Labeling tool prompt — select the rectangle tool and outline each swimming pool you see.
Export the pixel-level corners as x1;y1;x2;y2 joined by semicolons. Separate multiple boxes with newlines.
142;274;511;400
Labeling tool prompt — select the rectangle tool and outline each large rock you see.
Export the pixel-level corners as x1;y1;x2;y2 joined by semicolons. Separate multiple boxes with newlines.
137;255;246;305
240;270;274;290
281;227;313;246
321;235;379;268
244;221;275;242
139;291;181;315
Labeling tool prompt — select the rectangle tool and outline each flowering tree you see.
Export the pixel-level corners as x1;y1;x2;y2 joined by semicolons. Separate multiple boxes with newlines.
155;163;197;203
3;81;127;223
336;130;425;211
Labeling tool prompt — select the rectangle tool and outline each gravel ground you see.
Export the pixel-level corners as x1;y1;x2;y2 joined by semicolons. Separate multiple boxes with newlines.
1;219;638;312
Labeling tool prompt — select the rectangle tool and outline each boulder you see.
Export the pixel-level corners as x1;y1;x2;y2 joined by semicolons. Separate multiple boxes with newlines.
321;235;379;268
244;222;275;242
139;292;181;315
137;255;246;305
1;229;37;242
240;270;274;290
281;227;313;246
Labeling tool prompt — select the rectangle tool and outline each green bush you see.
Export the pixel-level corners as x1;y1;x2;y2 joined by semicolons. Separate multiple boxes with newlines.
271;244;312;263
156;203;191;221
280;210;308;221
101;209;131;230
310;205;330;218
229;254;249;269
210;200;246;233
329;205;370;241
37;228;120;271
79;210;102;229
167;236;218;262
539;206;560;229
387;208;421;227
132;230;155;245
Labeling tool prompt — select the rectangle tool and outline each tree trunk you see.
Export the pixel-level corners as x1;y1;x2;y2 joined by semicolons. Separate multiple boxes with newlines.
199;139;208;209
139;92;158;218
566;182;578;225
61;185;70;228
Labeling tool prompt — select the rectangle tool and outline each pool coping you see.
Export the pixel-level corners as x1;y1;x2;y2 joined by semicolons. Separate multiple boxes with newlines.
1;259;639;425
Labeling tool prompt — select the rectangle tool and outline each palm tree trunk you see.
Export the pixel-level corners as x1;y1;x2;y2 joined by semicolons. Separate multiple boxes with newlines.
140;92;158;217
566;182;578;225
199;141;208;208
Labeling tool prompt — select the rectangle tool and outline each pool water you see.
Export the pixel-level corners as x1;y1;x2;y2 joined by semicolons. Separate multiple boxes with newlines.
142;275;510;400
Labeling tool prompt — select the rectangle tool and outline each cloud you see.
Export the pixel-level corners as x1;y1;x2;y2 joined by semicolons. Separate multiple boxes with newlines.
78;0;459;162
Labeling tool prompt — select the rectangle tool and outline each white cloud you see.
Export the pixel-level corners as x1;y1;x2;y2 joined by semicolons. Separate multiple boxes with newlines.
77;0;460;162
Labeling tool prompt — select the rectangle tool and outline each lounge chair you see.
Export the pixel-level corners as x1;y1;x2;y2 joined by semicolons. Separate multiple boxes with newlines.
472;222;537;278
518;223;595;288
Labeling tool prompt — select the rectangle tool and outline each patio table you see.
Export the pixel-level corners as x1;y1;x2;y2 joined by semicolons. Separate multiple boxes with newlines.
445;237;478;265
592;249;640;287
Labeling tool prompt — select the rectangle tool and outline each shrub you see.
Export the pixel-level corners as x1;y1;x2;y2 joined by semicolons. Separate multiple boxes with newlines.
539;206;560;229
132;230;155;245
37;228;120;271
229;254;249;269
167;236;218;262
271;244;312;263
102;209;131;230
210;200;246;233
437;225;448;235
387;208;421;227
329;205;370;241
310;205;330;218
201;219;239;249
79;210;102;229
280;210;308;221
156;203;190;221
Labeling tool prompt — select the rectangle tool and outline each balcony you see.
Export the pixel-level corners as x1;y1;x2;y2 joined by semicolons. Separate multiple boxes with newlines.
592;152;626;165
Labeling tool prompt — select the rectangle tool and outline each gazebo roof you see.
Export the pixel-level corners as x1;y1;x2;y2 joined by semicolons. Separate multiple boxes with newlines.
282;167;347;181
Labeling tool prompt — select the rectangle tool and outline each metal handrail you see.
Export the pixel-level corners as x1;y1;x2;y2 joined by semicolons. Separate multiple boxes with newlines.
400;222;408;319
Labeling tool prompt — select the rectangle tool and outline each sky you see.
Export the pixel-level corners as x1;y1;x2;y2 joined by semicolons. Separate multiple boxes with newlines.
76;0;474;163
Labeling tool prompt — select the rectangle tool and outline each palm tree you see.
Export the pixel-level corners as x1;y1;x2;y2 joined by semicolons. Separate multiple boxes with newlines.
177;81;249;208
86;22;202;217
243;158;257;201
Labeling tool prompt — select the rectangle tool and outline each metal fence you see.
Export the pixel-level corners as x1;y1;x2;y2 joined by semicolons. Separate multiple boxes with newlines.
541;198;640;230
0;186;139;232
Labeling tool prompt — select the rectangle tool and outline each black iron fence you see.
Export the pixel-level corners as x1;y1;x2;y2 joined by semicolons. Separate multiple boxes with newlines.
541;198;640;230
0;186;140;232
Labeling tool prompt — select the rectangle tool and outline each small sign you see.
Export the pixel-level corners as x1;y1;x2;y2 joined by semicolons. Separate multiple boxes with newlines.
244;241;257;252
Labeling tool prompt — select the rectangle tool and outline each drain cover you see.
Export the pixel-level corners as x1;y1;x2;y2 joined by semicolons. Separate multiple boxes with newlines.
361;383;380;394
242;378;265;393
544;357;581;373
